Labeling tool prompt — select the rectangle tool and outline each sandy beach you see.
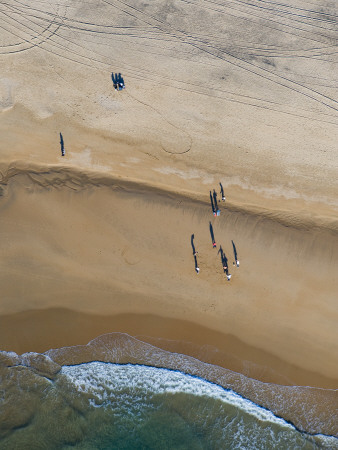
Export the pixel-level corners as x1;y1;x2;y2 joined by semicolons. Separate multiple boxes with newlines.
0;157;337;390
0;0;338;435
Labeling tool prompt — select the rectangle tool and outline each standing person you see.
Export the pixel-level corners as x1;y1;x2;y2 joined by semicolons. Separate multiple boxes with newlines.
219;246;231;280
118;73;125;90
194;255;200;274
218;246;226;272
223;259;232;280
232;240;239;267
220;182;226;201
209;222;217;248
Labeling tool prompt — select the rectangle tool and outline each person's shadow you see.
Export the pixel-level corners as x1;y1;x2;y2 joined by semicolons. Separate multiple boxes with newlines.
209;221;216;246
209;191;215;213
232;240;238;262
218;245;229;274
191;234;196;255
111;72;118;84
191;234;199;272
220;182;225;200
213;189;218;207
59;132;65;156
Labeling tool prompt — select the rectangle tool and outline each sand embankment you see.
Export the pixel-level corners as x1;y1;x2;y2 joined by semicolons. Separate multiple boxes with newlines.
0;163;337;389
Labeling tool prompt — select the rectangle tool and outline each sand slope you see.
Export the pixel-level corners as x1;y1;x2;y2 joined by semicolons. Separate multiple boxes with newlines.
0;165;337;388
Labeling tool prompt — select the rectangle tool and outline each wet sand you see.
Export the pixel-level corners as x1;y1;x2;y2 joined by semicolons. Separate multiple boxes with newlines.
1;309;337;390
0;163;337;390
0;0;337;408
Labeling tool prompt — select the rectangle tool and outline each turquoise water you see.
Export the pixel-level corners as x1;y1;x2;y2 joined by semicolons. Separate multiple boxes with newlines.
0;359;336;449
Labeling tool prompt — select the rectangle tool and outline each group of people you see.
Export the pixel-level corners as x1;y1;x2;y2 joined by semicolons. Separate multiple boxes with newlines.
112;72;125;91
210;182;226;216
192;183;240;282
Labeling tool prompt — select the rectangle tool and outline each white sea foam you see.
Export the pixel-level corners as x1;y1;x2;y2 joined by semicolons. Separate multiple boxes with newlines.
61;362;294;430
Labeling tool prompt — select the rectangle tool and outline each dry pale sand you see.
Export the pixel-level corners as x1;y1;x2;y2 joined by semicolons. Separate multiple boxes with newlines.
0;0;338;391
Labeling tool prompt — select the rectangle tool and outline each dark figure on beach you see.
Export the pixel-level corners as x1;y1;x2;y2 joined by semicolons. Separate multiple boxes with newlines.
220;182;226;201
118;73;125;89
209;191;215;215
191;234;199;273
194;255;199;274
213;189;221;216
213;189;218;206
111;72;118;90
112;72;125;90
209;222;216;248
59;132;65;156
191;234;196;255
232;240;240;267
219;246;231;281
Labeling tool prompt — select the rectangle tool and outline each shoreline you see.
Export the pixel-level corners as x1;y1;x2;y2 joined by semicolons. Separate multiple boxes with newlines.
1;308;337;390
0;165;337;391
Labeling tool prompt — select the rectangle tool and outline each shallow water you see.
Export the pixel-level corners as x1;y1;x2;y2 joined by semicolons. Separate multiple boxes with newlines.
0;334;337;449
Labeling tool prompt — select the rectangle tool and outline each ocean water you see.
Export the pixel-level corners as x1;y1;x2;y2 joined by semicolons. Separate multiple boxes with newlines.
0;335;337;449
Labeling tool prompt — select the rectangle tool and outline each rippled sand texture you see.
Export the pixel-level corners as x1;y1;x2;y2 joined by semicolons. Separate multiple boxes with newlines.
0;0;337;440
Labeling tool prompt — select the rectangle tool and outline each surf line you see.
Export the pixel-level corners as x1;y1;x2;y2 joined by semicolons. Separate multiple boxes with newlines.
59;360;338;441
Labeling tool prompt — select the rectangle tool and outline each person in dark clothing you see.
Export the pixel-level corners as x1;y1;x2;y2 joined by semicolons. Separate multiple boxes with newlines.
60;132;65;156
220;182;226;201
